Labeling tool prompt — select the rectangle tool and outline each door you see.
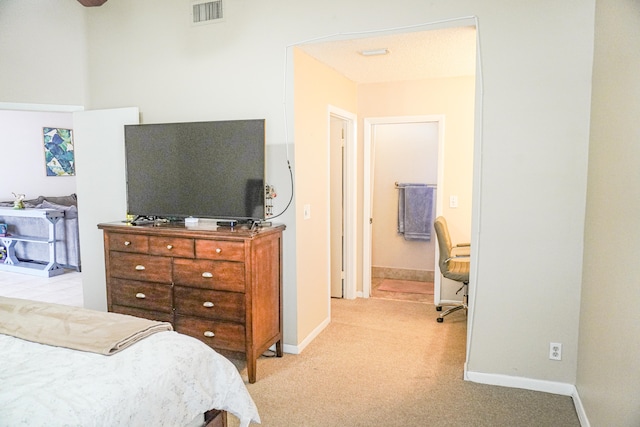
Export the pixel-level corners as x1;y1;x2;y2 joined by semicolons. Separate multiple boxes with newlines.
330;115;346;298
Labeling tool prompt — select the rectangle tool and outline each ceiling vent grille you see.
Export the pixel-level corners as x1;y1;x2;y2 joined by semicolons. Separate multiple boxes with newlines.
191;0;224;25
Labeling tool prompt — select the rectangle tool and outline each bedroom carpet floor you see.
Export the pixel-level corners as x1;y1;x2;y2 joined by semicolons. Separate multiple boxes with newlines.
0;271;580;426
228;298;581;427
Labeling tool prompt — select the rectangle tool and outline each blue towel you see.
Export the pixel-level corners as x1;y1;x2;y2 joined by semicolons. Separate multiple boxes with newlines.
397;184;435;241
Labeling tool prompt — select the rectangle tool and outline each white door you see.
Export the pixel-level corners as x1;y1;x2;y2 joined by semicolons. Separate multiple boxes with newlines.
330;116;345;298
73;107;139;311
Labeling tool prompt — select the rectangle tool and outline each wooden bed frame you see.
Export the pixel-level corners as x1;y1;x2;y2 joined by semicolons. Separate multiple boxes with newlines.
204;409;227;427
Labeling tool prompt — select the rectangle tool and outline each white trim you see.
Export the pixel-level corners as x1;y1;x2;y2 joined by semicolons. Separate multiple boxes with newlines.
464;368;575;396
0;103;84;112
328;105;357;300
571;387;591;427
362;115;445;299
283;316;331;355
464;17;484;382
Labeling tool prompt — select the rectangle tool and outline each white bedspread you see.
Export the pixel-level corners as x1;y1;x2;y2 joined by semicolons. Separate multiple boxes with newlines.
0;331;261;427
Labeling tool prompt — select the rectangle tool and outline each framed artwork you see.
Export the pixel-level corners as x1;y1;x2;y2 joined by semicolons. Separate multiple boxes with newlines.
43;127;75;176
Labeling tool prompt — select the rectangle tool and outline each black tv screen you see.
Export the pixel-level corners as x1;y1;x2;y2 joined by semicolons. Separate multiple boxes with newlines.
124;119;265;221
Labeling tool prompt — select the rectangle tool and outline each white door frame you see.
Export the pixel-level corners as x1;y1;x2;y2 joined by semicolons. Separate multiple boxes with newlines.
363;115;445;298
328;105;357;300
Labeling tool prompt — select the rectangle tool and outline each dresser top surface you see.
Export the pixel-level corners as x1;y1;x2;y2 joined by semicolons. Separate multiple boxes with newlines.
98;220;285;239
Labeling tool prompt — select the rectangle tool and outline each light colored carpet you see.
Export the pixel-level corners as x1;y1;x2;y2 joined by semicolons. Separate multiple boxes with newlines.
227;298;580;426
377;279;434;294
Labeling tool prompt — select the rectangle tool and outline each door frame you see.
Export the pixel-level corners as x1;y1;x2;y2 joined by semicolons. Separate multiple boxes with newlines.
328;105;357;300
362;115;445;298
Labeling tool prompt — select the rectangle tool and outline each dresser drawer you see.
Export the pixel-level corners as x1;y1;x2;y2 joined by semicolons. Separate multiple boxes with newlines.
196;240;245;261
108;232;149;253
175;315;245;352
173;258;245;292
174;286;245;323
111;305;174;323
110;278;173;312
109;251;172;283
149;236;194;258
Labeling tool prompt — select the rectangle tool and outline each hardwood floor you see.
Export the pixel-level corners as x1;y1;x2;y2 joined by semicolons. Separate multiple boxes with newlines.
0;269;83;307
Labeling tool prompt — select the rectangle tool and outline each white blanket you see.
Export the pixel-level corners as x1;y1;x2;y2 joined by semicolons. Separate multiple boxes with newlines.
0;331;261;427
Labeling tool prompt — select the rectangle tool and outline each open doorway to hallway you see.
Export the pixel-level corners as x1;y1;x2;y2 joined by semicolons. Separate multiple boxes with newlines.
298;25;476;306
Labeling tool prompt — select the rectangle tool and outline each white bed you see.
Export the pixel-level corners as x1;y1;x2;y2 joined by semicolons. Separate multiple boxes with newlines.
0;297;261;427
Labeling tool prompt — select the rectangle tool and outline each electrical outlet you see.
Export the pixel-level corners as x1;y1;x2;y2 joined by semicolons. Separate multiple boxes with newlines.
549;342;562;361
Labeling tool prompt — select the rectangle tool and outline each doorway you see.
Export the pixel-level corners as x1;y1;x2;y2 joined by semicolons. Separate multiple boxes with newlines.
328;106;357;300
363;116;444;301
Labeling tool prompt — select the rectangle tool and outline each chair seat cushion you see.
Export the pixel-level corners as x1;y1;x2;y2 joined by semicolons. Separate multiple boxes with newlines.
445;257;469;282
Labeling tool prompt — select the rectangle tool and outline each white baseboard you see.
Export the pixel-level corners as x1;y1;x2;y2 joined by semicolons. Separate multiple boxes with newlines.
281;316;331;355
571;387;591;427
465;365;590;426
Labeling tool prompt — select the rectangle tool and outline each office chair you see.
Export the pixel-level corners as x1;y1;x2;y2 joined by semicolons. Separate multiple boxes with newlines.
433;216;470;323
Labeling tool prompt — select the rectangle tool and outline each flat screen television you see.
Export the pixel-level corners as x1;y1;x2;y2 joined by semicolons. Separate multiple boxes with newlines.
124;119;265;223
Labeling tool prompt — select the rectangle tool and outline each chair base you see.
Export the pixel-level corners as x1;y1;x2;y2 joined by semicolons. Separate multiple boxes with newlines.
436;281;469;322
436;303;467;322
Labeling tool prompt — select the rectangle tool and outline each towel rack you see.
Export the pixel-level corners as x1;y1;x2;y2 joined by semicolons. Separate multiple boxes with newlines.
394;182;437;188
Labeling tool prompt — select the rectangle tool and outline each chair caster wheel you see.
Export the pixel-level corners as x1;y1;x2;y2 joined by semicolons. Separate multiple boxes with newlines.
436;306;442;311
437;317;444;323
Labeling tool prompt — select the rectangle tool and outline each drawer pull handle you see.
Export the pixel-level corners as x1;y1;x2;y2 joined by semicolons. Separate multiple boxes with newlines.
166;244;173;250
202;272;213;278
203;301;214;308
135;265;145;271
135;293;146;299
124;241;131;246
215;248;222;254
204;331;215;338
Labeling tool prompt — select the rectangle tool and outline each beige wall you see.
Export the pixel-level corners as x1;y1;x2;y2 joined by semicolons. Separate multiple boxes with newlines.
1;2;612;421
577;0;640;425
371;122;438;274
358;77;476;290
293;49;358;343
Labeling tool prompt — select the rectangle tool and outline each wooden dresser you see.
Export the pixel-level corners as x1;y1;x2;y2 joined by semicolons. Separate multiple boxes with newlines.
97;221;284;383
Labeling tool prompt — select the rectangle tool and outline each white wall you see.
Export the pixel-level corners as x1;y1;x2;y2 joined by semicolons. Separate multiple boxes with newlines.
1;0;599;398
371;122;438;273
0;1;87;106
0;110;77;201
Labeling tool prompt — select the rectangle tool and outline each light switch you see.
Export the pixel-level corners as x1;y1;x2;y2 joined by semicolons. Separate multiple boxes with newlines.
449;195;458;208
303;204;311;219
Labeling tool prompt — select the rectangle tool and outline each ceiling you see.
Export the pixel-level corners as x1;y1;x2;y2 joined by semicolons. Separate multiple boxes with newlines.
297;26;477;84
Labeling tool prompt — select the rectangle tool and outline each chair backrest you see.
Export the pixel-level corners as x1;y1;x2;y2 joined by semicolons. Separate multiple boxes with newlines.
433;216;469;282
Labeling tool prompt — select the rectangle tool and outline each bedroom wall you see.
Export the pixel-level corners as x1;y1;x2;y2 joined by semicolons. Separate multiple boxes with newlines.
0;111;77;201
0;1;87;106
0;0;599;399
577;0;640;424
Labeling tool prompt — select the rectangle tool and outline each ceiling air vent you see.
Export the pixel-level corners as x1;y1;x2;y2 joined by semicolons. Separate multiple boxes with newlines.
191;0;224;25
